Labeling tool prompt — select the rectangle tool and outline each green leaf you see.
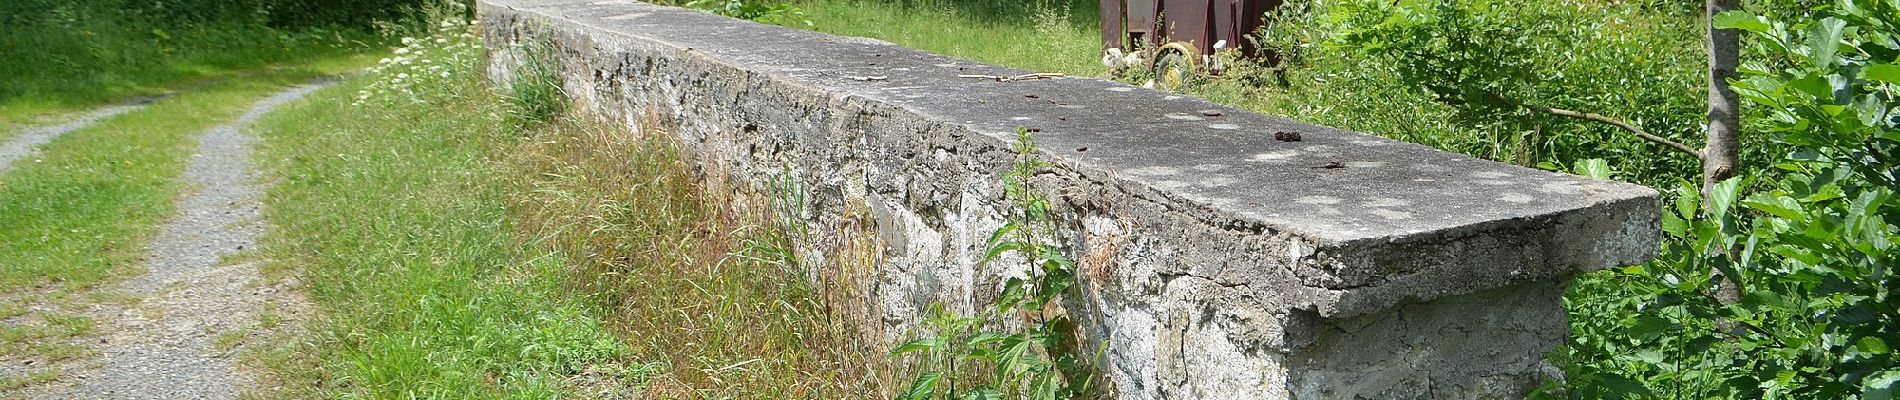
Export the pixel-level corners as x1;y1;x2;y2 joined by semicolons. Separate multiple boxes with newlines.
959;388;1001;400
966;331;1012;347
1809;17;1848;69
1674;180;1702;219
892;337;943;355
1789;74;1834;99
984;223;1019;250
1629;315;1674;341
1634;349;1666;364
1865;63;1900;85
1708;177;1744;220
1743;193;1808;223
998;277;1027;310
1662;210;1689;238
1866;369;1900;400
1857;336;1892;355
1572;158;1612;179
981;241;1024;264
899;372;942;400
1714;11;1772;34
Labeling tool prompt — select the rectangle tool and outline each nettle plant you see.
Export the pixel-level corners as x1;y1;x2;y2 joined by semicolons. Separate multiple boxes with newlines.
1551;2;1898;398
354;16;484;107
891;128;1097;400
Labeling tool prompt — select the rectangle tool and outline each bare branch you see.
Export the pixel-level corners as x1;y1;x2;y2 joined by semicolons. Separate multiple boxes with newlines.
1521;103;1705;159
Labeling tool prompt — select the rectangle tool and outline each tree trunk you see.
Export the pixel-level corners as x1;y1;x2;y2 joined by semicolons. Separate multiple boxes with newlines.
1705;0;1743;305
1705;0;1741;194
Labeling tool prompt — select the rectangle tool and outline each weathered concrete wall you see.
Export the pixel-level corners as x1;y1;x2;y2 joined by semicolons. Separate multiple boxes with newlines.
478;1;1660;398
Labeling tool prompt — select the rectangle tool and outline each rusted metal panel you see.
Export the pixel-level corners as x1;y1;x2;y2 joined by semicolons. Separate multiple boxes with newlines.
1128;0;1156;35
1102;0;1284;60
1213;0;1236;51
1163;0;1211;53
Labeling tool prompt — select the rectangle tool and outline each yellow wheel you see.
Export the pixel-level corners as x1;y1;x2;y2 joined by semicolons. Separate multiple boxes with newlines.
1152;49;1193;92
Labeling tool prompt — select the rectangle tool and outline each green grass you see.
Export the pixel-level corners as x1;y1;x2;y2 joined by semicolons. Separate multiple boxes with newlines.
248;22;896;396
0;65;352;294
251;66;625;398
0;368;60;391
778;0;1108;77
0;62;357;373
0;0;383;127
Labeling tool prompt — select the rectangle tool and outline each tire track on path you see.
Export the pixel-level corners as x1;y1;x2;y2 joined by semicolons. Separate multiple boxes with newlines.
0;99;158;174
44;82;332;400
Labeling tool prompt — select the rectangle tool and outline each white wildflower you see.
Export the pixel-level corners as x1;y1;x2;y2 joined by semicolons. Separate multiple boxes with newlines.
440;72;451;78
394;48;410;55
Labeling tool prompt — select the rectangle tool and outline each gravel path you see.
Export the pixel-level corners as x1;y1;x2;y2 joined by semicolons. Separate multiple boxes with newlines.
0;99;155;174
42;82;332;400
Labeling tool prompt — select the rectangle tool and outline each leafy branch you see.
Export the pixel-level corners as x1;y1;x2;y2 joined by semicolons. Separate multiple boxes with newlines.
1518;103;1704;159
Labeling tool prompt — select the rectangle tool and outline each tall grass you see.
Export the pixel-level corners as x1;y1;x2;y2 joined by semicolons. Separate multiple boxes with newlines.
504;113;896;398
251;19;896;397
252;64;626;397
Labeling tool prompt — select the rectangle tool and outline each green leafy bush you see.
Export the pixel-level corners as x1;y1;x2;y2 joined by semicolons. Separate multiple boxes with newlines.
1262;0;1733;187
1548;1;1899;398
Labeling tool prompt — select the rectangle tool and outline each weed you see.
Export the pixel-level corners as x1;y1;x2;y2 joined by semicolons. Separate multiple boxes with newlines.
355;4;484;108
891;128;1100;400
503;36;568;131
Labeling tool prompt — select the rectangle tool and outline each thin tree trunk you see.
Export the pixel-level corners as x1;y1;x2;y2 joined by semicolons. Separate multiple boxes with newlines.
1705;0;1741;192
1705;0;1744;305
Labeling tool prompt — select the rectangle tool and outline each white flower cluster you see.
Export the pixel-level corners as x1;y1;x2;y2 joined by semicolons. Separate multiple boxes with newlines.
354;19;485;107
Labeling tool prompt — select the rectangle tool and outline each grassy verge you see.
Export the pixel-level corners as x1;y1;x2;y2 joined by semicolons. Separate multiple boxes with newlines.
777;0;1107;77
0;62;354;370
252;69;624;398
249;22;893;396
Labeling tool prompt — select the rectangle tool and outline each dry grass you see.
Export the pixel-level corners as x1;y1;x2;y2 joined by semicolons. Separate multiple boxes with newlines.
503;109;899;398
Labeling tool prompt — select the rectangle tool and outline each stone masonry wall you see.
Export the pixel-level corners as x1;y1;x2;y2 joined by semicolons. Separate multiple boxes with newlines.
479;1;1662;398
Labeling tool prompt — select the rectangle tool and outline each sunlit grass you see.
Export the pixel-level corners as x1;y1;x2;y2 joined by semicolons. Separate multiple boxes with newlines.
0;65;352;294
780;0;1108;77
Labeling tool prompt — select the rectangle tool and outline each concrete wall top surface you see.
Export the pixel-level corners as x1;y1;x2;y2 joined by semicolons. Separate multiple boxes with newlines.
480;0;1660;318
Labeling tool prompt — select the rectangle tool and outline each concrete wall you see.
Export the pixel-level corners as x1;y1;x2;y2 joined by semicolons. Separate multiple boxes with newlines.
478;1;1661;398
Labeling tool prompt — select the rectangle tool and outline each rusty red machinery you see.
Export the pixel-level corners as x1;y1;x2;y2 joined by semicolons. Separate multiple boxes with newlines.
1100;0;1283;90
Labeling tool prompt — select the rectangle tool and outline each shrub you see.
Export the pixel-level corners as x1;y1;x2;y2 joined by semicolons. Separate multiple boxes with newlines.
1547;1;1899;397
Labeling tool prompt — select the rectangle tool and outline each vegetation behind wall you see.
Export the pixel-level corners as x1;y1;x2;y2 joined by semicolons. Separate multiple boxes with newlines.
0;0;459;115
